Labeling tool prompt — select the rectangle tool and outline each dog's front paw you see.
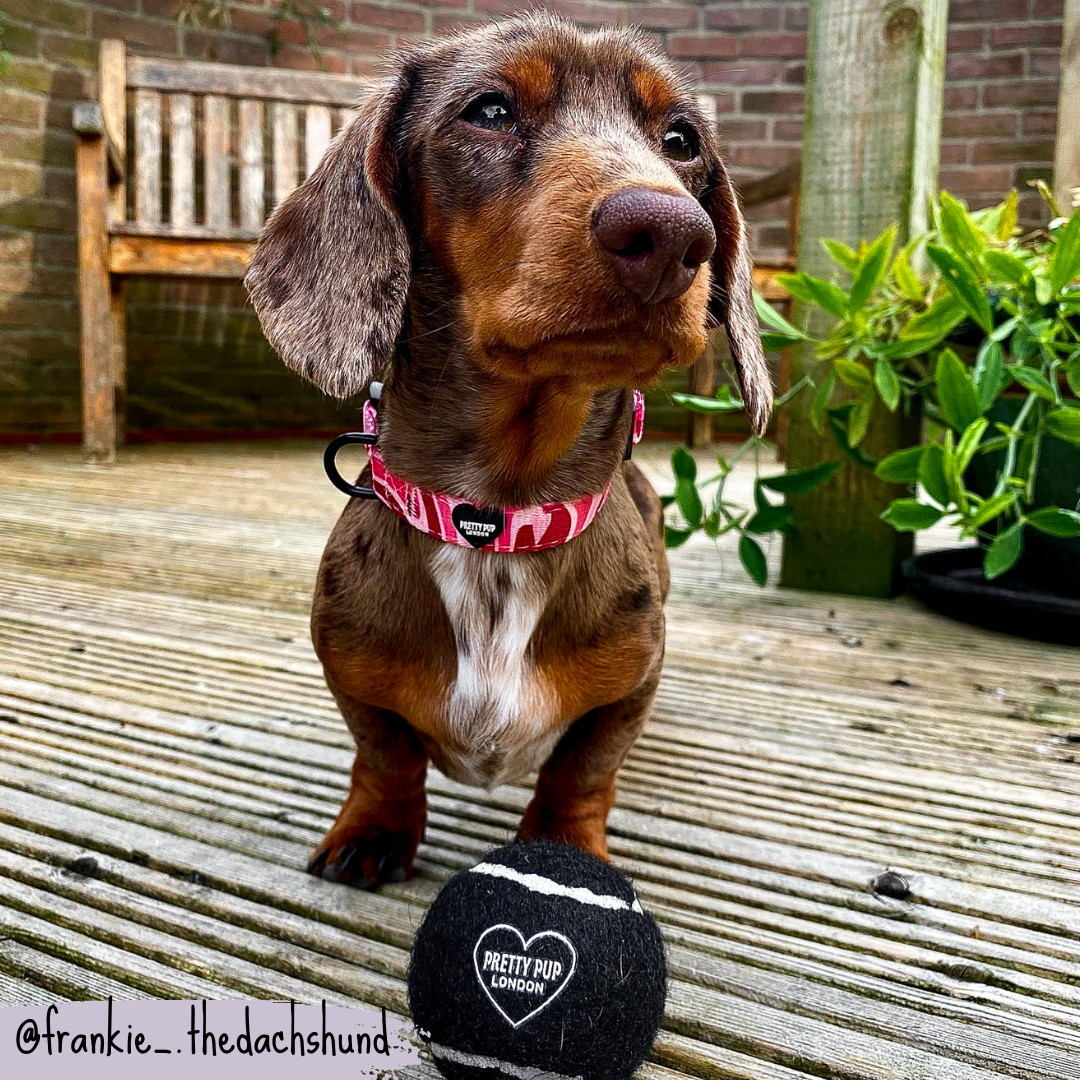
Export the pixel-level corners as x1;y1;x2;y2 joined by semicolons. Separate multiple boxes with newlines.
307;825;420;888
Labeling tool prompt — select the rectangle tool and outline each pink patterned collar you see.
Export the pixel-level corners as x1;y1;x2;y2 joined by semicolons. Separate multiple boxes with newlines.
325;390;644;553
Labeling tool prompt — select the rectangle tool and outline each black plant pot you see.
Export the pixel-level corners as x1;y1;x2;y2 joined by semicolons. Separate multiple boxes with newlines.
903;548;1079;645
964;398;1080;600
902;396;1080;644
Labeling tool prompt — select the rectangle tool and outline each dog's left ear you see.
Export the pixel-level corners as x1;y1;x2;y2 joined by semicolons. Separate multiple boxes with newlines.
701;163;773;436
245;65;414;399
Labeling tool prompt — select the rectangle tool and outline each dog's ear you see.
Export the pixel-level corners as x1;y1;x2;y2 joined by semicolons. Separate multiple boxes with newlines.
245;70;413;399
701;162;773;436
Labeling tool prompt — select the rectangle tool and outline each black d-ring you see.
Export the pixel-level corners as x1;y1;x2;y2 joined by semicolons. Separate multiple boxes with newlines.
323;431;379;499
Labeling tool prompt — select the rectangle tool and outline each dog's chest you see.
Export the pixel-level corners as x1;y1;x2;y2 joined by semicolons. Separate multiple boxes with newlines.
428;546;561;788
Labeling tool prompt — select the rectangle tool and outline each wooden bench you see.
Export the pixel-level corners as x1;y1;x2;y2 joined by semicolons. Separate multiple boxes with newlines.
74;40;369;462
73;40;791;461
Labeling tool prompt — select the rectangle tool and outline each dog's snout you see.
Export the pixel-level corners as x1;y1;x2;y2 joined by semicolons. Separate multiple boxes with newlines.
592;188;716;305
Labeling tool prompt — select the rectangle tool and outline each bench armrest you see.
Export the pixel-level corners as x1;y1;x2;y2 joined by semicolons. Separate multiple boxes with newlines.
73;101;125;182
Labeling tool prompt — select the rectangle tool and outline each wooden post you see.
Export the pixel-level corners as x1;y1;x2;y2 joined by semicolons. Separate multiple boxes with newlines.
74;102;115;464
686;341;716;447
100;40;129;446
780;0;947;598
1054;0;1080;213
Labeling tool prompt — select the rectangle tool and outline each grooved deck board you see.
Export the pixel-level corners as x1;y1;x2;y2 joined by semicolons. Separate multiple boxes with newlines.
0;441;1077;1080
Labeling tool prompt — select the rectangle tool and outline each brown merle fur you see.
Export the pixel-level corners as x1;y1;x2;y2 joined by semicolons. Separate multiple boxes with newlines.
246;12;770;886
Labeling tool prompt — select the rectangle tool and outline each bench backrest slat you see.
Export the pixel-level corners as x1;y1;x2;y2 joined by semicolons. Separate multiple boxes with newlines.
170;93;195;227
134;88;162;225
273;101;300;210
239;99;265;232
128;54;368;107
204;95;231;230
305;104;332;178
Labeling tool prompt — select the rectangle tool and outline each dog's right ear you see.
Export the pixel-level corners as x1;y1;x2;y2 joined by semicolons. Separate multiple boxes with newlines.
245;69;413;399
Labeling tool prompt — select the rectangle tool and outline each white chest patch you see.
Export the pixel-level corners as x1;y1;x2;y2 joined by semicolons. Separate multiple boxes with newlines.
429;546;561;788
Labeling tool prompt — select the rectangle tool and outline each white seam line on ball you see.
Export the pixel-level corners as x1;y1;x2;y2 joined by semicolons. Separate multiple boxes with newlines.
469;862;644;913
429;1041;584;1080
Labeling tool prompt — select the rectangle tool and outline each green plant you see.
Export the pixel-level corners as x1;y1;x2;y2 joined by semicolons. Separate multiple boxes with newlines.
668;188;1080;584
768;187;1080;580
661;381;839;586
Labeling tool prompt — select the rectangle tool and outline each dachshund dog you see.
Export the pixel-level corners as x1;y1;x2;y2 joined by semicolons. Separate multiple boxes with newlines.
246;12;771;888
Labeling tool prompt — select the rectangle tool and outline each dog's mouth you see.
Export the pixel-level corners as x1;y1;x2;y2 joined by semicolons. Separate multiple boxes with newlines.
481;319;706;381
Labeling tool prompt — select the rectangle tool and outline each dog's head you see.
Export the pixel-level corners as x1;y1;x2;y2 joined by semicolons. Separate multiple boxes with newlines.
246;13;772;434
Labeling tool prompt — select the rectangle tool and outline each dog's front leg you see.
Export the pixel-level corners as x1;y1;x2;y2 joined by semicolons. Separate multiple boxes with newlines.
518;662;661;861
308;684;428;888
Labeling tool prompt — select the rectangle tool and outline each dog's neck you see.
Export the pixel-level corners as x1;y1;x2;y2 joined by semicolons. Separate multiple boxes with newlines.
377;344;633;508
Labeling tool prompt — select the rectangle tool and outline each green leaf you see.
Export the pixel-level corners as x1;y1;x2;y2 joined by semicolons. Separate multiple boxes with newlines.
672;392;744;415
848;225;896;314
938;191;986;272
990;314;1019;343
917;444;950;507
966;492;1016;530
926;243;993;334
881;499;944;531
997;189;1019;241
1008;366;1057;401
890;292;965;357
745;504;795;534
874;358;901;411
812;371;833;434
1066;359;1080;399
811;372;835;433
984;249;1031;289
761;332;806;352
972;339;1006;412
875;445;925;484
675;476;703;528
833;358;874;392
1027;506;1080;538
892;245;924;303
1049;208;1080;294
847;397;872;447
821;238;859;272
776;272;850;321
954;417;989;477
935;348;982;432
671;446;697;481
664;526;694;549
738;533;768;587
752;290;810;340
1033;178;1061;218
759;461;841;495
827;412;878;469
984;522;1024;579
1044;407;1080;444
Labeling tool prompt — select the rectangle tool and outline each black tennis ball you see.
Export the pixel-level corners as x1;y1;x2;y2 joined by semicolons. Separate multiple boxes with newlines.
407;840;667;1080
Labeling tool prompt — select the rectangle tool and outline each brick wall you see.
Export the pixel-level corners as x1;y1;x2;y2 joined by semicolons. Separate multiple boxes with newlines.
0;0;1066;439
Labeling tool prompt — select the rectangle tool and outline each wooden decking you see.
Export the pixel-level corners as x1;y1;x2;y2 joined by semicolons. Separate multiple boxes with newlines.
1;440;1079;1080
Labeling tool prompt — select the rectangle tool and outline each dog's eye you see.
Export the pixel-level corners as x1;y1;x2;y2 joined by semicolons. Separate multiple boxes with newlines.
662;124;698;163
462;94;518;134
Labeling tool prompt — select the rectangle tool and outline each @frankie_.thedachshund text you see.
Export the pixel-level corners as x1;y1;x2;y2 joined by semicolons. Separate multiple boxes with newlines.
245;12;772;888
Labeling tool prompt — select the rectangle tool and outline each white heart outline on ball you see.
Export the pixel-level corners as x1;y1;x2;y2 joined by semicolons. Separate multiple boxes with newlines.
472;923;578;1029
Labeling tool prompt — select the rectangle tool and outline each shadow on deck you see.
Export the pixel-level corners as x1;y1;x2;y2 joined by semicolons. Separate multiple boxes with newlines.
1;440;1078;1080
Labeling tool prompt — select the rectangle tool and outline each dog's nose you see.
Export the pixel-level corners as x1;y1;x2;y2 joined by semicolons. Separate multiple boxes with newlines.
592;188;716;305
